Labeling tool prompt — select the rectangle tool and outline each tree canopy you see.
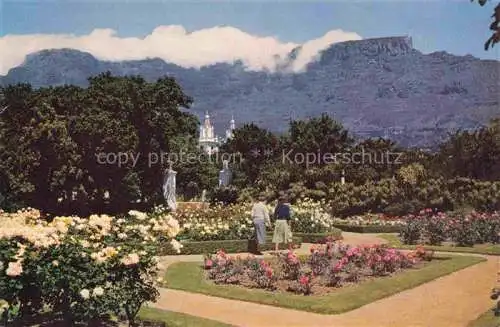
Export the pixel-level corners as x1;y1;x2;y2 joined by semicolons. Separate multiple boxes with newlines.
0;72;218;215
474;0;500;49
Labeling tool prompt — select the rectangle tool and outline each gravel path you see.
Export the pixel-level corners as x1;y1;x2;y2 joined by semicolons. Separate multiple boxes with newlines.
153;233;498;327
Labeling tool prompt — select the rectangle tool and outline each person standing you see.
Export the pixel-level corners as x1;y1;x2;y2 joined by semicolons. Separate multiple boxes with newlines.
251;195;270;255
272;195;293;253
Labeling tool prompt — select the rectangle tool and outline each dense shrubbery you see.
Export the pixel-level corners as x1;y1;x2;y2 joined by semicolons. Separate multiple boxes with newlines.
169;204;254;241
0;208;181;325
399;210;500;246
281;198;337;234
166;199;342;242
203;242;433;295
327;177;500;217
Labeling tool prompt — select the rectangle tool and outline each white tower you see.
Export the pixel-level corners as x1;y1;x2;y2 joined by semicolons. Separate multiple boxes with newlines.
198;111;220;155
225;115;236;140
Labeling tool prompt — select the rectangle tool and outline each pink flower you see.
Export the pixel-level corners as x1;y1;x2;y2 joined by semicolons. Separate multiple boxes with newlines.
299;275;309;285
333;262;344;272
205;259;213;269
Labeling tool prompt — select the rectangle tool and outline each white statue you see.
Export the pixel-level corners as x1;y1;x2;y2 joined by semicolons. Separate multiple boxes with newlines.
218;160;232;186
163;162;177;212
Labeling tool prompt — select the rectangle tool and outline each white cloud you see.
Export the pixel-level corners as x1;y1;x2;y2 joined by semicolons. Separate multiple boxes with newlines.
0;25;362;75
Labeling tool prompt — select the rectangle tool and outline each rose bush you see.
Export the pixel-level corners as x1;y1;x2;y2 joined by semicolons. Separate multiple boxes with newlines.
167;204;254;241
0;208;181;325
331;214;406;227
203;241;431;296
285;198;337;234
400;209;500;246
399;210;500;246
163;198;341;242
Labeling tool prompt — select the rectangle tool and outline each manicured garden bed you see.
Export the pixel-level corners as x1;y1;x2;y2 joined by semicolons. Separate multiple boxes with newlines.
331;214;404;233
467;308;499;327
159;236;303;255
293;230;342;243
380;234;500;256
158;229;343;255
332;224;402;233
164;250;484;314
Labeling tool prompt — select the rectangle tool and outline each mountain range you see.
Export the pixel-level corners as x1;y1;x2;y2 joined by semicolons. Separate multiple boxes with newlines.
1;36;499;147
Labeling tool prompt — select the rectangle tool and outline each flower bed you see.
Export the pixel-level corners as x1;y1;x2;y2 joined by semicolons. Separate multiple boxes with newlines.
379;234;500;255
0;208;181;326
285;198;338;234
165;248;484;314
331;214;405;233
293;231;342;243
166;204;254;241
202;242;433;296
157;199;343;243
400;210;500;246
159;236;303;256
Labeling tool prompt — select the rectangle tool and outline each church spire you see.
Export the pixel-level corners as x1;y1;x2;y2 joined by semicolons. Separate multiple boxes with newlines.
230;114;235;130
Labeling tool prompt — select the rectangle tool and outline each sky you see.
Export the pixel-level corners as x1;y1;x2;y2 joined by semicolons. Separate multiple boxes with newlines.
0;0;499;75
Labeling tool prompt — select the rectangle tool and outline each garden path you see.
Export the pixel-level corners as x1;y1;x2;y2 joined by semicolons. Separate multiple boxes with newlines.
154;233;498;327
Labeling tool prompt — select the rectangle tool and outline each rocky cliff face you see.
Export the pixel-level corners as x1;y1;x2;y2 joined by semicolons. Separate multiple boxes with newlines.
316;36;414;64
1;36;499;147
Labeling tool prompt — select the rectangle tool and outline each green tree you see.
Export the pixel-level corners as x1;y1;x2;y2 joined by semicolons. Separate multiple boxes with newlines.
346;138;402;184
0;73;197;215
221;123;280;187
285;113;353;165
473;0;500;49
434;118;500;181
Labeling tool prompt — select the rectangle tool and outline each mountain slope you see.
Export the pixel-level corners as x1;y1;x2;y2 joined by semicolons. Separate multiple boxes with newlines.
1;36;499;147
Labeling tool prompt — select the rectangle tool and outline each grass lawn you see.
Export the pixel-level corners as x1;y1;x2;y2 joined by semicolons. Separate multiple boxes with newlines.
138;307;234;327
380;234;500;256
467;308;500;327
0;301;232;327
164;255;484;314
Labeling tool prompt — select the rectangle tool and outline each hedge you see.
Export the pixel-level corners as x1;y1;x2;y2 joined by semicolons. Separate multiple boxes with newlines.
332;224;402;234
159;229;345;255
159;236;303;255
293;230;343;243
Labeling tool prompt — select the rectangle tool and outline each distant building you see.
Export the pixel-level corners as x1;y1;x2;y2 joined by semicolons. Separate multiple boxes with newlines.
225;115;236;140
198;112;236;155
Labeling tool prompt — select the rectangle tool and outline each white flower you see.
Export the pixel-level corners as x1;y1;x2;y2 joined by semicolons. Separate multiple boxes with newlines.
120;253;140;266
6;261;23;277
170;239;183;253
92;286;104;297
52;260;59;267
80;289;90;300
128;210;147;221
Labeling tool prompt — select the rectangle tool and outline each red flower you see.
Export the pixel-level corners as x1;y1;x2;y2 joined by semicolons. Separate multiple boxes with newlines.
299;275;309;285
